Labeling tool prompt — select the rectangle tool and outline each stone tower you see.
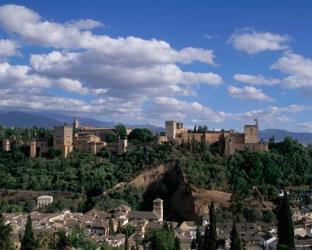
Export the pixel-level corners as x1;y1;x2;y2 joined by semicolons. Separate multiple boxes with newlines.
244;119;259;144
153;198;163;222
73;117;80;130
165;121;177;140
117;138;128;154
2;139;10;152
53;125;73;158
30;139;37;158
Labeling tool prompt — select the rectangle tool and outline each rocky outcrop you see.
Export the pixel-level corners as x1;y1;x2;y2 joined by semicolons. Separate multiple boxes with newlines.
103;161;231;222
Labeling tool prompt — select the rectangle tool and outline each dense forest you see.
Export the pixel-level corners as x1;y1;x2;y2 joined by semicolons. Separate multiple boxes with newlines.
0;125;312;222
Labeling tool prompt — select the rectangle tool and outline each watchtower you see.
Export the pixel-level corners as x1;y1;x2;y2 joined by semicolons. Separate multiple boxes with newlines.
153;198;163;222
2;139;10;152
30;139;37;158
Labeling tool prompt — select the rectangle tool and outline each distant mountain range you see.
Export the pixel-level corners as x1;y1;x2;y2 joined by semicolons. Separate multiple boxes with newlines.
0;111;163;134
0;111;311;144
259;129;312;145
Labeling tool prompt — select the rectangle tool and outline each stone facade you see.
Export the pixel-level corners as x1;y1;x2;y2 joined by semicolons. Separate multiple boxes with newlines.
2;139;10;151
152;198;163;222
224;120;269;156
73;132;106;154
30;139;37;158
53;125;73;158
165;120;188;141
117;138;128;154
161;120;234;146
37;195;53;208
159;120;269;156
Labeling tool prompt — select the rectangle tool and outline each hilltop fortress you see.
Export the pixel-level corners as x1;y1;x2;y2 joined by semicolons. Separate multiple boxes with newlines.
157;119;269;155
1;118;268;157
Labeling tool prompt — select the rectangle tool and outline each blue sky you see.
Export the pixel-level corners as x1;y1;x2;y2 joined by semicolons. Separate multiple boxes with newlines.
0;0;311;131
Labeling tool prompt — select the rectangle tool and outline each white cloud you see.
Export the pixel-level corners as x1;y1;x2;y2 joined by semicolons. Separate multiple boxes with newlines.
0;4;223;102
272;51;312;93
0;62;50;88
66;19;103;30
296;122;312;131
234;104;312;127
228;30;289;54
0;89;144;121
0;39;19;57
55;78;89;95
30;50;223;99
233;74;280;86
146;97;229;124
0;4;216;65
227;85;272;101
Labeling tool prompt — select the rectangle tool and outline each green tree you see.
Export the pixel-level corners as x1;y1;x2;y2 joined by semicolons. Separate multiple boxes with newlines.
124;227;130;250
174;237;181;250
277;191;295;249
55;229;68;250
277;245;290;250
191;238;196;250
204;203;217;250
128;128;153;143
21;214;37;250
229;219;242;250
67;226;97;250
195;227;202;250
115;124;127;139
0;213;14;250
37;231;51;250
146;227;175;250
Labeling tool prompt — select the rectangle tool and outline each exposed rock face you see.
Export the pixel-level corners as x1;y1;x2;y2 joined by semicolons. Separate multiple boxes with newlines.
132;162;231;222
129;162;175;188
104;161;232;222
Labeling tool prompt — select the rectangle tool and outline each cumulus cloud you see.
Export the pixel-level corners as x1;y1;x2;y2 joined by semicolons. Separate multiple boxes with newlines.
228;30;289;54
234;104;312;126
272;51;312;93
227;85;272;101
233;74;280;86
65;19;103;30
29;50;223;99
145;97;229;124
0;89;144;121
0;39;19;57
0;4;223;102
0;4;216;65
0;62;50;88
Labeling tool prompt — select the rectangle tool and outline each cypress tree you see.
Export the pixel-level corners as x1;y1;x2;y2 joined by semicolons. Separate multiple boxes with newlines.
230;219;242;250
21;214;37;250
109;218;115;235
204;203;217;250
195;227;202;250
174;237;181;250
0;213;14;250
124;229;129;250
191;238;196;250
277;190;295;249
116;220;122;234
55;229;68;250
